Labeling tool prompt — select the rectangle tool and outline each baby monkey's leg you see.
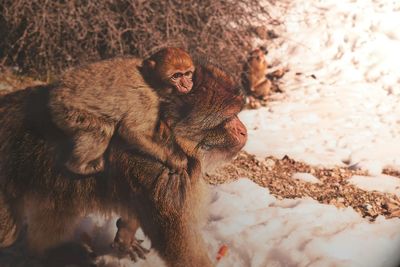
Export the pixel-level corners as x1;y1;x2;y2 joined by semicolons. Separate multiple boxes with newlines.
66;122;114;175
111;217;150;261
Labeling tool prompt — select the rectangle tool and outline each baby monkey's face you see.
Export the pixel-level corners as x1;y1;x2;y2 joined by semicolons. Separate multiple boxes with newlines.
143;47;195;95
167;66;195;94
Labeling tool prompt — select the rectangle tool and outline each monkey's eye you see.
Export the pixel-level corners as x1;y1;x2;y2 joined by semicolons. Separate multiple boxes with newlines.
184;71;193;78
172;73;183;79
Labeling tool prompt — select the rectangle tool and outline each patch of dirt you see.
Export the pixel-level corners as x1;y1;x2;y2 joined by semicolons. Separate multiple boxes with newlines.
205;151;400;221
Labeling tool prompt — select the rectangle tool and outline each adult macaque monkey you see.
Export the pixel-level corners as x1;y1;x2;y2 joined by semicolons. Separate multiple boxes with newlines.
48;47;194;176
0;62;247;267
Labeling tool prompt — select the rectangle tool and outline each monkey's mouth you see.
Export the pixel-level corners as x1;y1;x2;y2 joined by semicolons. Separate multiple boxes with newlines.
176;83;192;94
177;79;193;94
178;87;191;94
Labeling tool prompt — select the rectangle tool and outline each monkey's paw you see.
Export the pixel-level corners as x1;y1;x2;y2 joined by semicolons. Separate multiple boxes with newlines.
111;237;150;262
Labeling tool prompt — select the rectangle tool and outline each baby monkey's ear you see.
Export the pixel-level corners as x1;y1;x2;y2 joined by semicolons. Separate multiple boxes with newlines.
143;59;156;71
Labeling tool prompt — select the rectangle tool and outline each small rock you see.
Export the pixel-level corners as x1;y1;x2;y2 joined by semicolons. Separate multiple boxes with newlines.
264;159;276;168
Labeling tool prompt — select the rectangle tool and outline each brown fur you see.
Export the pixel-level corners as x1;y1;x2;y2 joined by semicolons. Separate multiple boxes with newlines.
49;48;193;176
0;63;247;267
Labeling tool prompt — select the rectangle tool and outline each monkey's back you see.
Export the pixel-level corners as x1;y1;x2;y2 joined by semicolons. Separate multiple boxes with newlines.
49;57;159;122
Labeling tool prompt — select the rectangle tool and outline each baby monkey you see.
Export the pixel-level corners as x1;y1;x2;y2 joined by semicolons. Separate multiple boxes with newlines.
49;47;195;175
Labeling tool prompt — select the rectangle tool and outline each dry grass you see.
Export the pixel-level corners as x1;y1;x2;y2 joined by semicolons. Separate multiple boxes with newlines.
0;0;276;80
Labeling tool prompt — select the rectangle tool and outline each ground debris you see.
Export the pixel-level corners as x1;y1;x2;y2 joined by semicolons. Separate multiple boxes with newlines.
205;151;400;221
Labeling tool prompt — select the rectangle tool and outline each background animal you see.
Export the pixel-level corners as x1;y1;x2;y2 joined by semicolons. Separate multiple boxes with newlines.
243;46;271;99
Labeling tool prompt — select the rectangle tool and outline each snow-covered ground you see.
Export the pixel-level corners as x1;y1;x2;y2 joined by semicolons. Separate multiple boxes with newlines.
204;179;400;267
85;178;400;267
245;0;400;171
86;1;400;266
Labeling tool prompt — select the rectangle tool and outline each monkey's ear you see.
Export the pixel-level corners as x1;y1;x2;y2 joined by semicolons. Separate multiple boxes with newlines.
143;59;156;71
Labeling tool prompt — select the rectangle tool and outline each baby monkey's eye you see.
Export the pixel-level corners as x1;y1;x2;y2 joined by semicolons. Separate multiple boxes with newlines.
184;71;193;78
172;72;183;79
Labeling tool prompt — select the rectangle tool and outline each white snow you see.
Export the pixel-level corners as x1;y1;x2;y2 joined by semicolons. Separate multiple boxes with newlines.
84;1;400;266
292;172;321;184
349;174;400;197
204;179;400;267
86;179;400;267
243;0;400;171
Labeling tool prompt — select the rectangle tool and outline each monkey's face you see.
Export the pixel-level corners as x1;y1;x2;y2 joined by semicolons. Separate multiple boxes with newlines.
198;83;247;166
200;115;247;171
143;47;195;94
171;63;247;170
166;66;195;94
248;49;267;71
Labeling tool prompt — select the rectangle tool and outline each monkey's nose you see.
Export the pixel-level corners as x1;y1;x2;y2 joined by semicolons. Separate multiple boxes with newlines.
239;127;248;143
237;121;247;138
